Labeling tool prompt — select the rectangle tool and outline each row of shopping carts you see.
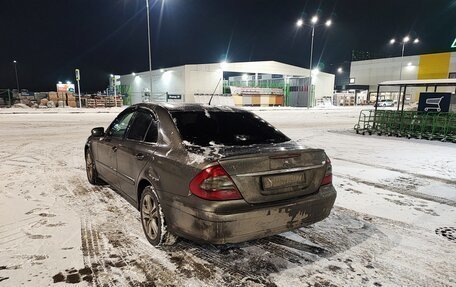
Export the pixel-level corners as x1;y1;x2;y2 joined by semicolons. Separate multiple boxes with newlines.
354;110;456;142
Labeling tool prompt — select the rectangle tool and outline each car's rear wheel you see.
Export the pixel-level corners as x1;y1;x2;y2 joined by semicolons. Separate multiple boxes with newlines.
140;186;177;246
85;148;102;185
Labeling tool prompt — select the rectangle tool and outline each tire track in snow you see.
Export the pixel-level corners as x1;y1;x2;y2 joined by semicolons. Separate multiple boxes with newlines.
335;173;456;207
333;157;456;185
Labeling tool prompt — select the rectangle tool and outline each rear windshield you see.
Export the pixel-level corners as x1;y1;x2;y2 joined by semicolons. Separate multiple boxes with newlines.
170;111;290;147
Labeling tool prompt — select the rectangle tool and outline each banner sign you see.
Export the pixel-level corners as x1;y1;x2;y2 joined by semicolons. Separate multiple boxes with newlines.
418;92;451;112
57;83;75;93
230;87;284;96
167;94;182;100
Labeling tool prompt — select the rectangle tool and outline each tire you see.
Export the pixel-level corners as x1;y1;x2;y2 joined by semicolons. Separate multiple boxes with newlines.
85;148;102;185
140;186;177;246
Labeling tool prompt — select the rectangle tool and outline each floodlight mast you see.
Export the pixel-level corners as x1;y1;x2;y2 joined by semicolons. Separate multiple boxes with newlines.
145;0;153;100
13;60;20;93
296;16;332;108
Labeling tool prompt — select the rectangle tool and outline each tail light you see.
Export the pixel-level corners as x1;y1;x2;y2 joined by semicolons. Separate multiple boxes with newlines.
320;156;332;186
189;164;243;201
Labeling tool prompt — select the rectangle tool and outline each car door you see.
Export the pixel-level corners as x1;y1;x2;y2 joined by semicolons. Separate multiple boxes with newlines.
96;109;135;188
117;108;159;200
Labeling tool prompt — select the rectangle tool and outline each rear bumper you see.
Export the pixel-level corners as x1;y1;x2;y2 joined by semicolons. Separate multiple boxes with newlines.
163;185;337;244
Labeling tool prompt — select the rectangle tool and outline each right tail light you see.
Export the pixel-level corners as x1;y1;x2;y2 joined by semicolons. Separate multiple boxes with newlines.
320;156;332;186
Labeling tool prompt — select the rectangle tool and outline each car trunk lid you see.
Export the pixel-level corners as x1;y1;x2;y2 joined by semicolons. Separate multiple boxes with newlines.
216;142;328;204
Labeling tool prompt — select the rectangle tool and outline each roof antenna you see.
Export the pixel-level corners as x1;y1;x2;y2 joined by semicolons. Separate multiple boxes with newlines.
208;77;222;105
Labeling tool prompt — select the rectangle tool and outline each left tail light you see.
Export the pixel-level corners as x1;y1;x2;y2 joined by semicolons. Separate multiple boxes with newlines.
320;156;332;186
189;164;243;201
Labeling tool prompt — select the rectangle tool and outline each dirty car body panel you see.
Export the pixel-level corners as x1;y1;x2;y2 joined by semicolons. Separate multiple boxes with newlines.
86;103;337;244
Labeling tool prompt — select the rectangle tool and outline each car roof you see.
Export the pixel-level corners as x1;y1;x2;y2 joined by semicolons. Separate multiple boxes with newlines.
136;103;248;113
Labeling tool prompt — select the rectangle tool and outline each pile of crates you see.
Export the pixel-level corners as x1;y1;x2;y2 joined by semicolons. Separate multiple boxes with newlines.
354;110;456;142
84;96;122;108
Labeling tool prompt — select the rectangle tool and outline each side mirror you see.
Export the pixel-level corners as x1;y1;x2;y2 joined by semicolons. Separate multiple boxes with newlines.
91;127;105;137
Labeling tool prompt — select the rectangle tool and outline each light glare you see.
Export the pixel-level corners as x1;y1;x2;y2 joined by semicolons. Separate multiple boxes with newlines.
220;61;228;70
325;19;332;27
296;19;304;27
311;16;318;24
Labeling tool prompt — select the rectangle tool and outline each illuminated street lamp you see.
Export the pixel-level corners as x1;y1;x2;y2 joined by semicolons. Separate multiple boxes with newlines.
389;35;420;80
296;16;332;108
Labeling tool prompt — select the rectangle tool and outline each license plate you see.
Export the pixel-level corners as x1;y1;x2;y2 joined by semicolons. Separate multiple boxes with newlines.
262;172;306;190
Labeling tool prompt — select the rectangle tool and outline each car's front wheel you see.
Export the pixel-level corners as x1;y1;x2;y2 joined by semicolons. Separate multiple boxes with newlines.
140;186;177;246
85;148;102;185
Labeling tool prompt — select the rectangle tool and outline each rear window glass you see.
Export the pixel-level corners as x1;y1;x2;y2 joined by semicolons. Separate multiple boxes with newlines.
170;111;290;146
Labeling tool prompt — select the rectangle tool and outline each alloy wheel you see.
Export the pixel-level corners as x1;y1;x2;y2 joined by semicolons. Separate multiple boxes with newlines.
86;151;94;181
141;194;159;240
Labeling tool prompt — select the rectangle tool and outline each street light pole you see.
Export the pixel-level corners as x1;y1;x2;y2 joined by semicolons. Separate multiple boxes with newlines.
390;36;419;81
145;0;153;101
399;42;406;80
309;26;315;108
296;16;331;108
13;60;20;92
389;36;419;109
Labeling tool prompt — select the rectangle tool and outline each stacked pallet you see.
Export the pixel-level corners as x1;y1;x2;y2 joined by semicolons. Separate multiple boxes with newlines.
67;92;77;108
57;92;67;107
95;98;106;108
114;96;123;107
48;92;58;106
86;99;96;108
105;97;116;107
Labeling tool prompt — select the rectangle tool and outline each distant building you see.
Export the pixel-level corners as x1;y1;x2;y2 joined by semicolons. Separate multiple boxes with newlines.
118;61;335;107
349;51;456;102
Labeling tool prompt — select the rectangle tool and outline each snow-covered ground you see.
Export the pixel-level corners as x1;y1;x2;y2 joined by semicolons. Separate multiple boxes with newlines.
0;107;455;286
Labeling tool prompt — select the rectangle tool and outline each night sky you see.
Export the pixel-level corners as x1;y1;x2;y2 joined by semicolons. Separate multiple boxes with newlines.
1;0;455;92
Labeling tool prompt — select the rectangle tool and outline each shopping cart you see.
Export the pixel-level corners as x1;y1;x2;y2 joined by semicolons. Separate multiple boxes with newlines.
424;96;444;112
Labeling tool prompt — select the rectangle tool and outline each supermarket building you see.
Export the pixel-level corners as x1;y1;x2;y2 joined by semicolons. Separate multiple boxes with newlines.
117;61;335;107
343;52;456;103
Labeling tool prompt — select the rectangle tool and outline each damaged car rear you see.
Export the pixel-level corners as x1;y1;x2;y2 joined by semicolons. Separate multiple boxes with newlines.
85;103;336;246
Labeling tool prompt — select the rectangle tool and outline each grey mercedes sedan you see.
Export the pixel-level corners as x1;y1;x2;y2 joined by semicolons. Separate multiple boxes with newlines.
84;103;336;246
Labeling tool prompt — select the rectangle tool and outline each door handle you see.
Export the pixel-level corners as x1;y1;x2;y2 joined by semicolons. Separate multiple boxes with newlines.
136;153;145;161
112;146;118;152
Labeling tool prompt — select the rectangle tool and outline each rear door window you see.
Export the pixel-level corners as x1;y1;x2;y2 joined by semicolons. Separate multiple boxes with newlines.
127;111;154;141
144;120;158;143
170;111;290;146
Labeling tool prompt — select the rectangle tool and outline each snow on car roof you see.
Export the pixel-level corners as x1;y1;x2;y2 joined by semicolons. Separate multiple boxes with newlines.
138;103;248;113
